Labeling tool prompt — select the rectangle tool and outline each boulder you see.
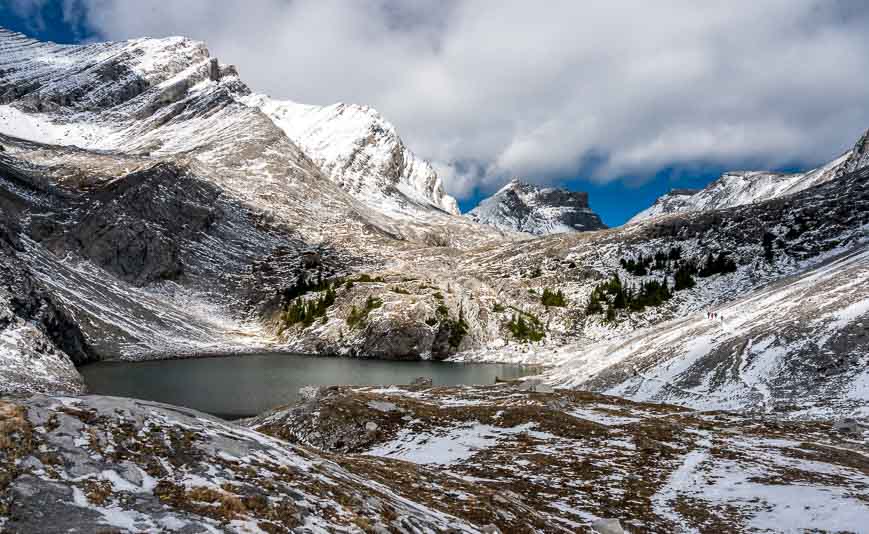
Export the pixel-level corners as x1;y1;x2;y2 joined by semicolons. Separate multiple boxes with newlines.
833;418;864;436
592;518;625;534
411;376;433;387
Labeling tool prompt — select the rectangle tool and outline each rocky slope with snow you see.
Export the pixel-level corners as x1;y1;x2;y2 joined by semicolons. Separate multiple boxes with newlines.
454;162;869;417
243;94;459;217
0;394;485;533
467;179;607;235
628;139;868;223
1;25;869;534
0;27;512;374
247;383;869;533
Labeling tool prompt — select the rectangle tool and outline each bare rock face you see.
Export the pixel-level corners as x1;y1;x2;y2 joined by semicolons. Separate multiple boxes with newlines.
0;218;93;394
841;128;869;175
467;179;607;235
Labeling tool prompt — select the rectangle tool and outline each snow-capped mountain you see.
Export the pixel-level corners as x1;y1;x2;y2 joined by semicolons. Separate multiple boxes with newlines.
243;94;459;216
467;179;607;235
628;134;869;223
1;27;868;422
0;28;457;223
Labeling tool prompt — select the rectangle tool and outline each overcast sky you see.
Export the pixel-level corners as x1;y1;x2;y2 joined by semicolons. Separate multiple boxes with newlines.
5;0;869;220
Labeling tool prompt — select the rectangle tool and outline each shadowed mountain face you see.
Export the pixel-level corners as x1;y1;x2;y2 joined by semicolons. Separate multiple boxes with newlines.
467;179;607;235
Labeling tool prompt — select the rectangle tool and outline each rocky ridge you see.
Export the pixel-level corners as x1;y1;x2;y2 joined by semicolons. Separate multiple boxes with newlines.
467;179;607;235
628;134;869;223
243;94;460;217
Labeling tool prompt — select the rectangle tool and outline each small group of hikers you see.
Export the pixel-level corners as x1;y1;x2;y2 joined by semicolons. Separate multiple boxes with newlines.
707;311;723;320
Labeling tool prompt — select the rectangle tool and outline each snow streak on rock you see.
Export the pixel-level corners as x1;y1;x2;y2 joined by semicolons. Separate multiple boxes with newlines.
243;94;460;218
628;148;857;223
467;178;606;235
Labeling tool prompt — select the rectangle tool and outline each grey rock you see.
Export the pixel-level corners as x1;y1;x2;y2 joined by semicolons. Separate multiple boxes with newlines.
592;518;625;534
411;376;433;387
833;418;864;435
467;179;607;235
367;400;398;412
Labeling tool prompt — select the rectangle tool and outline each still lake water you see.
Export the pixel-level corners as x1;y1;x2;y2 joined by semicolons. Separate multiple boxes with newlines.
80;352;538;419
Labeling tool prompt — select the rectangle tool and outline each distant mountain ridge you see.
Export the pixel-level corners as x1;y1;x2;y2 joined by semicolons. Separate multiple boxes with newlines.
467;179;607;235
629;132;869;223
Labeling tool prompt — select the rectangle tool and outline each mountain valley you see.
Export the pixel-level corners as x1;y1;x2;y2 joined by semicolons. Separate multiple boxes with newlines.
0;26;867;533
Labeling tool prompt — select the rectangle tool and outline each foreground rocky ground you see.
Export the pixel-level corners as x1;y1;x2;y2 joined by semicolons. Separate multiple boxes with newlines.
0;394;482;533
2;385;868;532
248;383;869;533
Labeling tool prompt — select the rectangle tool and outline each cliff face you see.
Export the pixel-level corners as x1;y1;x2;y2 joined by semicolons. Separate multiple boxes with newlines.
467;179;607;235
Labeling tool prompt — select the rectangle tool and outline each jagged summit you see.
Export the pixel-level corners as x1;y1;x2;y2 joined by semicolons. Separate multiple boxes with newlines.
242;93;459;216
629;128;869;223
467;178;607;235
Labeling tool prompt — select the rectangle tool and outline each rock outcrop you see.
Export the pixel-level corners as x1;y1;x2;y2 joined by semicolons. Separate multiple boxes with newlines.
467;179;607;235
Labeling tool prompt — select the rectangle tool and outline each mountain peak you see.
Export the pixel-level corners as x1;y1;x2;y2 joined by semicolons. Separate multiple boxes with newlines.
467;180;606;235
243;93;460;216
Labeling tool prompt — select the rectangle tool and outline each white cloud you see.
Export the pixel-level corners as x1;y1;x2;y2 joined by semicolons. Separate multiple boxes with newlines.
61;1;869;197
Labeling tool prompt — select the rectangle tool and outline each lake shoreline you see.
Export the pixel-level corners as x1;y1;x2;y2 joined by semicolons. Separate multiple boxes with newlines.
79;352;544;419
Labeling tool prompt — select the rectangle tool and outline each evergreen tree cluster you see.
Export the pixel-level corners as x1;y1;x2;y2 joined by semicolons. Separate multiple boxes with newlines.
698;252;737;277
620;246;682;276
673;263;697;290
428;302;470;348
586;273;675;320
282;272;333;301
280;283;337;331
445;306;469;348
347;295;383;328
507;311;545;342
541;288;567;307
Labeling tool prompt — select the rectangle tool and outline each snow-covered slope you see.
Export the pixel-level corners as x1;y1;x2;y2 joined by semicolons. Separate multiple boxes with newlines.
249;384;869;532
243;93;459;217
467;179;606;235
452;162;869;416
628;140;865;223
550;245;869;418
